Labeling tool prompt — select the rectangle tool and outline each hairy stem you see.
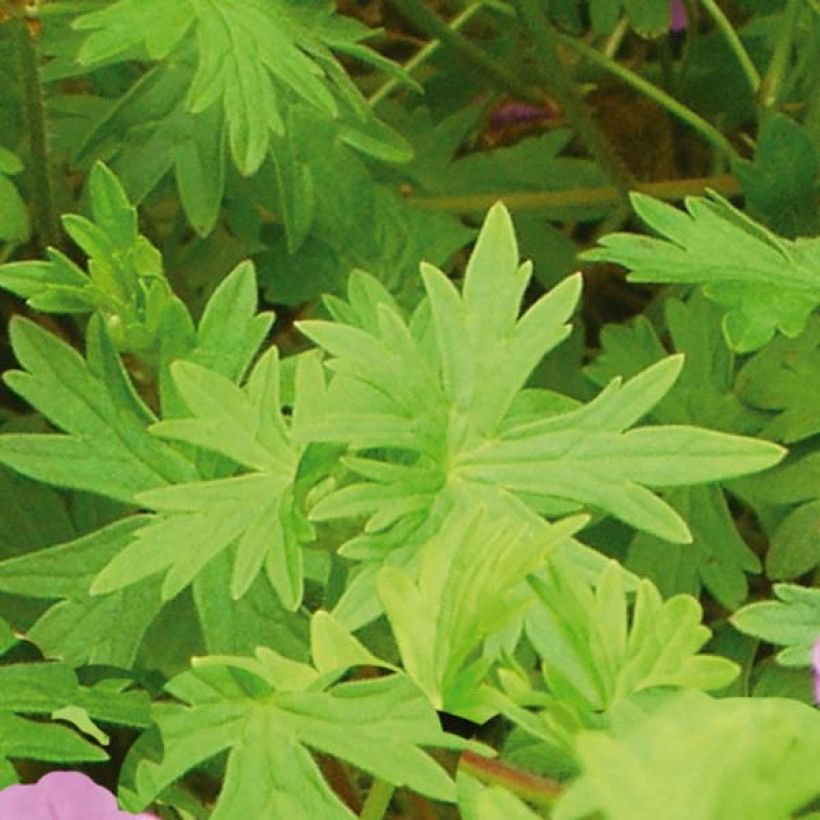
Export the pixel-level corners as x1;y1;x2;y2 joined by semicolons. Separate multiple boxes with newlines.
459;749;563;809
758;0;802;108
512;0;635;206
359;778;395;820
700;0;760;95
387;0;544;105
15;17;60;251
409;173;740;213
370;2;486;107
558;33;740;161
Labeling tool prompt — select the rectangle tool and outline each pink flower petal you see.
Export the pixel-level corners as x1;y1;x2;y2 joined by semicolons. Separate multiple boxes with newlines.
0;772;157;820
670;0;688;32
812;637;820;704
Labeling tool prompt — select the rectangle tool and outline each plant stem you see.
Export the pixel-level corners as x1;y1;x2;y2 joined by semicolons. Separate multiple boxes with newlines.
558;33;740;160
370;2;486;107
512;0;635;206
459;749;562;809
758;0;802;108
409;173;740;213
359;778;395;820
15;17;61;251
699;0;760;95
387;0;544;105
603;16;630;60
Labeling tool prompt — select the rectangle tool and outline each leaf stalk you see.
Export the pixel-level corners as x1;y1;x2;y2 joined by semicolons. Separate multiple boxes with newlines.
409;173;740;213
459;749;563;809
359;778;396;820
557;33;740;161
14;15;61;251
387;0;545;105
511;0;636;207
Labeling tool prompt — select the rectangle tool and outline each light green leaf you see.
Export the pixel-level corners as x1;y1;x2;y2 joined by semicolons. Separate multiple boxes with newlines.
583;191;820;351
0;518;164;667
0;614;150;782
378;505;587;716
300;203;783;566
92;348;310;609
459;356;783;543
122;655;461;816
0;317;197;502
732;583;820;665
555;692;820;820
526;558;738;713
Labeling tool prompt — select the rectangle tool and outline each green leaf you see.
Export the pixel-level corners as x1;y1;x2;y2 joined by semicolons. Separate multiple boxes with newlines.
0;174;31;244
622;0;670;36
76;55;226;237
460;356;783;543
192;549;309;659
584;295;763;606
734;113;820;237
765;499;820;580
0;614;150;781
122;653;461;817
526;558;738;713
378;507;587;717
92;349;311;609
735;315;820;443
0;317;197;502
190;260;274;382
586;293;763;433
0;518;165;667
75;0;410;175
583;191;820;351
627;485;760;610
555;692;820;820
416;128;610;222
0;163;182;357
732;583;820;665
300;203;783;559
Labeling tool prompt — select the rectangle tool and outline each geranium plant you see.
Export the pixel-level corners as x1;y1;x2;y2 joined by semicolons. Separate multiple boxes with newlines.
0;0;818;817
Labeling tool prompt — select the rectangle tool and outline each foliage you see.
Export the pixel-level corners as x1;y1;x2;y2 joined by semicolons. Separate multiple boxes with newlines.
0;0;818;817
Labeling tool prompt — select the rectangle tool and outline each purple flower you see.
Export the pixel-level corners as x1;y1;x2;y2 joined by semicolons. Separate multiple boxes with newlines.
670;0;688;32
813;637;820;704
489;101;558;129
0;772;157;820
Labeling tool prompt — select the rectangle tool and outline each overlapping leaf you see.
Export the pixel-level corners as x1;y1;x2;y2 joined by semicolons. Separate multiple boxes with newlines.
302;203;783;552
0;315;197;503
525;558;738;714
68;0;413;245
75;54;226;237
75;0;408;171
583;191;820;351
90;347;317;610
584;294;764;607
555;692;820;820
0;164;180;357
735;315;820;444
378;506;588;718
0;614;150;788
0;145;30;244
119;638;462;818
732;583;820;666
